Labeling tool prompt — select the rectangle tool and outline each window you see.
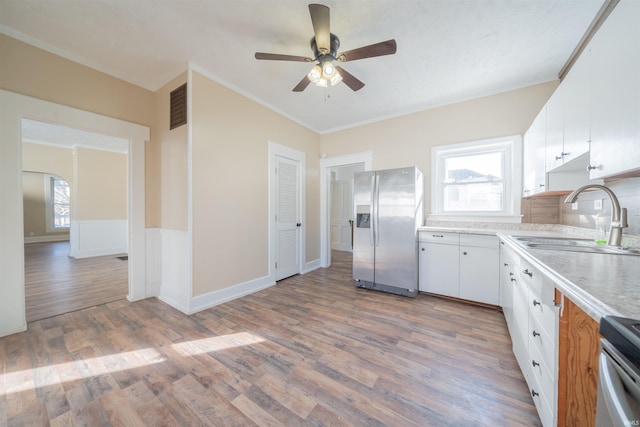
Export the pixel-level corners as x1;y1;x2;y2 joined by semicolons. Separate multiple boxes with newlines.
431;135;522;221
45;175;70;231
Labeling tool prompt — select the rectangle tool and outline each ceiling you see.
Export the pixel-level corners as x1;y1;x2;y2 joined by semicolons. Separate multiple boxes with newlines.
0;0;606;134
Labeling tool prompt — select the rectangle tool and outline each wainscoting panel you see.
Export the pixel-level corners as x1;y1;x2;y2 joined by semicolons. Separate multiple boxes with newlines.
69;220;128;259
158;228;191;313
145;228;161;298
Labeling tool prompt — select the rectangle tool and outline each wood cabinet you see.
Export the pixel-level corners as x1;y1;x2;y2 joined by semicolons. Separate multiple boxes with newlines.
556;293;600;427
419;232;499;305
588;0;640;179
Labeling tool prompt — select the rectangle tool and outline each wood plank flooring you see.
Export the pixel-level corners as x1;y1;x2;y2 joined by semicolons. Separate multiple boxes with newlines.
2;250;541;426
24;242;128;322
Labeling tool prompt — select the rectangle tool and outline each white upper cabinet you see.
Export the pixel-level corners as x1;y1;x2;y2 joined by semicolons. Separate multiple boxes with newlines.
588;0;640;179
545;84;566;172
562;46;592;166
523;107;547;196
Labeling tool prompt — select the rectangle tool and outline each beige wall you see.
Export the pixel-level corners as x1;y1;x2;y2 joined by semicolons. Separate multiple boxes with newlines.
22;143;73;239
75;147;127;220
0;34;154;127
190;71;321;296
320;81;559;220
22;142;74;182
152;73;188;230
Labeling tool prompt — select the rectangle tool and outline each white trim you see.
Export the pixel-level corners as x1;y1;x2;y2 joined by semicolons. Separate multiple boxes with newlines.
302;258;322;274
157;229;190;313
145;228;161;298
268;141;306;282
0;89;149;337
189;275;275;315
431;135;522;218
319;151;373;267
24;235;69;244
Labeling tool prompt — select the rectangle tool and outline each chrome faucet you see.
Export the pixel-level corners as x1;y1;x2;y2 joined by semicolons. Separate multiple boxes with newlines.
564;184;628;246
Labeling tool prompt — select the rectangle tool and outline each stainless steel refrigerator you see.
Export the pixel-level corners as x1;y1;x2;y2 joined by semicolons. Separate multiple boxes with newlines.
353;166;423;297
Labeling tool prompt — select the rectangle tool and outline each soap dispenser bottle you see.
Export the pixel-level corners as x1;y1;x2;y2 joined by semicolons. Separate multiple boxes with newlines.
595;212;607;245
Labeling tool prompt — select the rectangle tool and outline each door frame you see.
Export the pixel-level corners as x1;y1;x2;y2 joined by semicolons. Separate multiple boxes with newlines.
268;141;306;282
319;151;372;267
0;90;150;337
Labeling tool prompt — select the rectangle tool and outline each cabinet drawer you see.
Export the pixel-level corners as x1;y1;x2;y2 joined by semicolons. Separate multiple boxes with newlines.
459;234;497;248
528;361;555;427
529;283;558;340
529;338;556;414
518;260;543;296
529;314;557;372
419;231;459;244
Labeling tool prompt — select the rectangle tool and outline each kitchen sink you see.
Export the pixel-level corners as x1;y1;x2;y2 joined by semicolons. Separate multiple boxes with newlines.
512;236;640;256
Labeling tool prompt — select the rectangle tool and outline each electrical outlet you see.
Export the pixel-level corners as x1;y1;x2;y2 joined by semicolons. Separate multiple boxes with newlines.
572;202;578;211
594;199;603;210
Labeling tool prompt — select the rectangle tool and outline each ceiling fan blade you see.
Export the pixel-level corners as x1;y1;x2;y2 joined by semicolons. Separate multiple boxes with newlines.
255;52;313;62
338;39;397;62
292;75;311;92
309;4;330;53
335;66;365;91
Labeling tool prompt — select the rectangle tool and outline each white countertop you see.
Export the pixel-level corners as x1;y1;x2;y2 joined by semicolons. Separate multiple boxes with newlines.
419;222;640;321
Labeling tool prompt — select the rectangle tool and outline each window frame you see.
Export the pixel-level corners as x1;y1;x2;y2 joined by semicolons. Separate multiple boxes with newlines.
430;135;522;222
44;174;71;232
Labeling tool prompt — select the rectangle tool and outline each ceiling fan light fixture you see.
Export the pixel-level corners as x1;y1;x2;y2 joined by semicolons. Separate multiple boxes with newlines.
307;64;322;83
315;78;329;88
329;70;342;86
322;61;336;78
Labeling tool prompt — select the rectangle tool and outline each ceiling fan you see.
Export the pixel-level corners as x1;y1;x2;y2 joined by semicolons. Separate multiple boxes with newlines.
255;3;397;92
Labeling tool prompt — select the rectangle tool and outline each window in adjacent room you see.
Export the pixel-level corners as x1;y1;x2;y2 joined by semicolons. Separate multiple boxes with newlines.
45;174;71;231
431;135;522;221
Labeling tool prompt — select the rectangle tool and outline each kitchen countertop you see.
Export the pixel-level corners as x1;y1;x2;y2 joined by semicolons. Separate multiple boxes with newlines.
419;222;640;321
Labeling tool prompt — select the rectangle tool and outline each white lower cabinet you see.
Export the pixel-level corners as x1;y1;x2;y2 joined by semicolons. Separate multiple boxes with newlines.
419;232;499;305
500;242;559;427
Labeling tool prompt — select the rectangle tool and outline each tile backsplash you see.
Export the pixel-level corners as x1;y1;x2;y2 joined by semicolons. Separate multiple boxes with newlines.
522;177;640;237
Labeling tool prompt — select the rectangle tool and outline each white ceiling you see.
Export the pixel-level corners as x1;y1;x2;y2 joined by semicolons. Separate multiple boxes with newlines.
0;0;605;134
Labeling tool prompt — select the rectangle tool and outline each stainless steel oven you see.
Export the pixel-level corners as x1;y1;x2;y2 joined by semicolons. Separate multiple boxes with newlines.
598;316;640;427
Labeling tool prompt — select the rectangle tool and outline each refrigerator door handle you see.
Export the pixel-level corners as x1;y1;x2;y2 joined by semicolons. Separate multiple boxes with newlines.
369;174;376;246
374;173;380;247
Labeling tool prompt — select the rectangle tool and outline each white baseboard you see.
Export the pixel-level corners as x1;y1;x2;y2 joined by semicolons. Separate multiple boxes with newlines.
188;275;275;315
69;220;128;258
0;323;27;338
302;258;322;274
24;235;69;244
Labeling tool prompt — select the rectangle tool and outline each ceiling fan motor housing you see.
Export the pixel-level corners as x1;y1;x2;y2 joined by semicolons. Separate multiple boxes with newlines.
310;33;340;60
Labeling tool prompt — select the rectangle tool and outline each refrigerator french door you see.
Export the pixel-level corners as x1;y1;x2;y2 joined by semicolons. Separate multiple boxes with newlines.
352;166;423;297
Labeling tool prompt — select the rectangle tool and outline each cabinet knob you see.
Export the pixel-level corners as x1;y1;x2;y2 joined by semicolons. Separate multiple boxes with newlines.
432;234;444;238
555;151;570;161
522;269;533;277
532;360;540;368
510;277;517;283
532;299;541;307
531;389;539;398
532;330;541;338
539;183;545;188
587;165;598;171
421;248;425;251
462;251;467;255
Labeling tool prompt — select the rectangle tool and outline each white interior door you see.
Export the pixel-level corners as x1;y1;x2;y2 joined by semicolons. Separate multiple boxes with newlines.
276;155;301;280
330;179;354;252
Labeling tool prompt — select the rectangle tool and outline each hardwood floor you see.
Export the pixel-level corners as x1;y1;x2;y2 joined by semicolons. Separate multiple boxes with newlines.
2;250;541;426
24;242;128;322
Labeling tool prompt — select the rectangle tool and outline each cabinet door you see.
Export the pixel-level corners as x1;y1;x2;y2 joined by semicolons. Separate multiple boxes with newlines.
545;85;566;172
499;244;515;334
512;274;530;376
523;107;547;196
589;0;640;179
562;47;592;164
418;242;459;297
459;245;499;305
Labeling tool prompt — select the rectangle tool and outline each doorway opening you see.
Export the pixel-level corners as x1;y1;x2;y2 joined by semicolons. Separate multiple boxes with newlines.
22;119;130;322
320;151;372;268
329;163;365;253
